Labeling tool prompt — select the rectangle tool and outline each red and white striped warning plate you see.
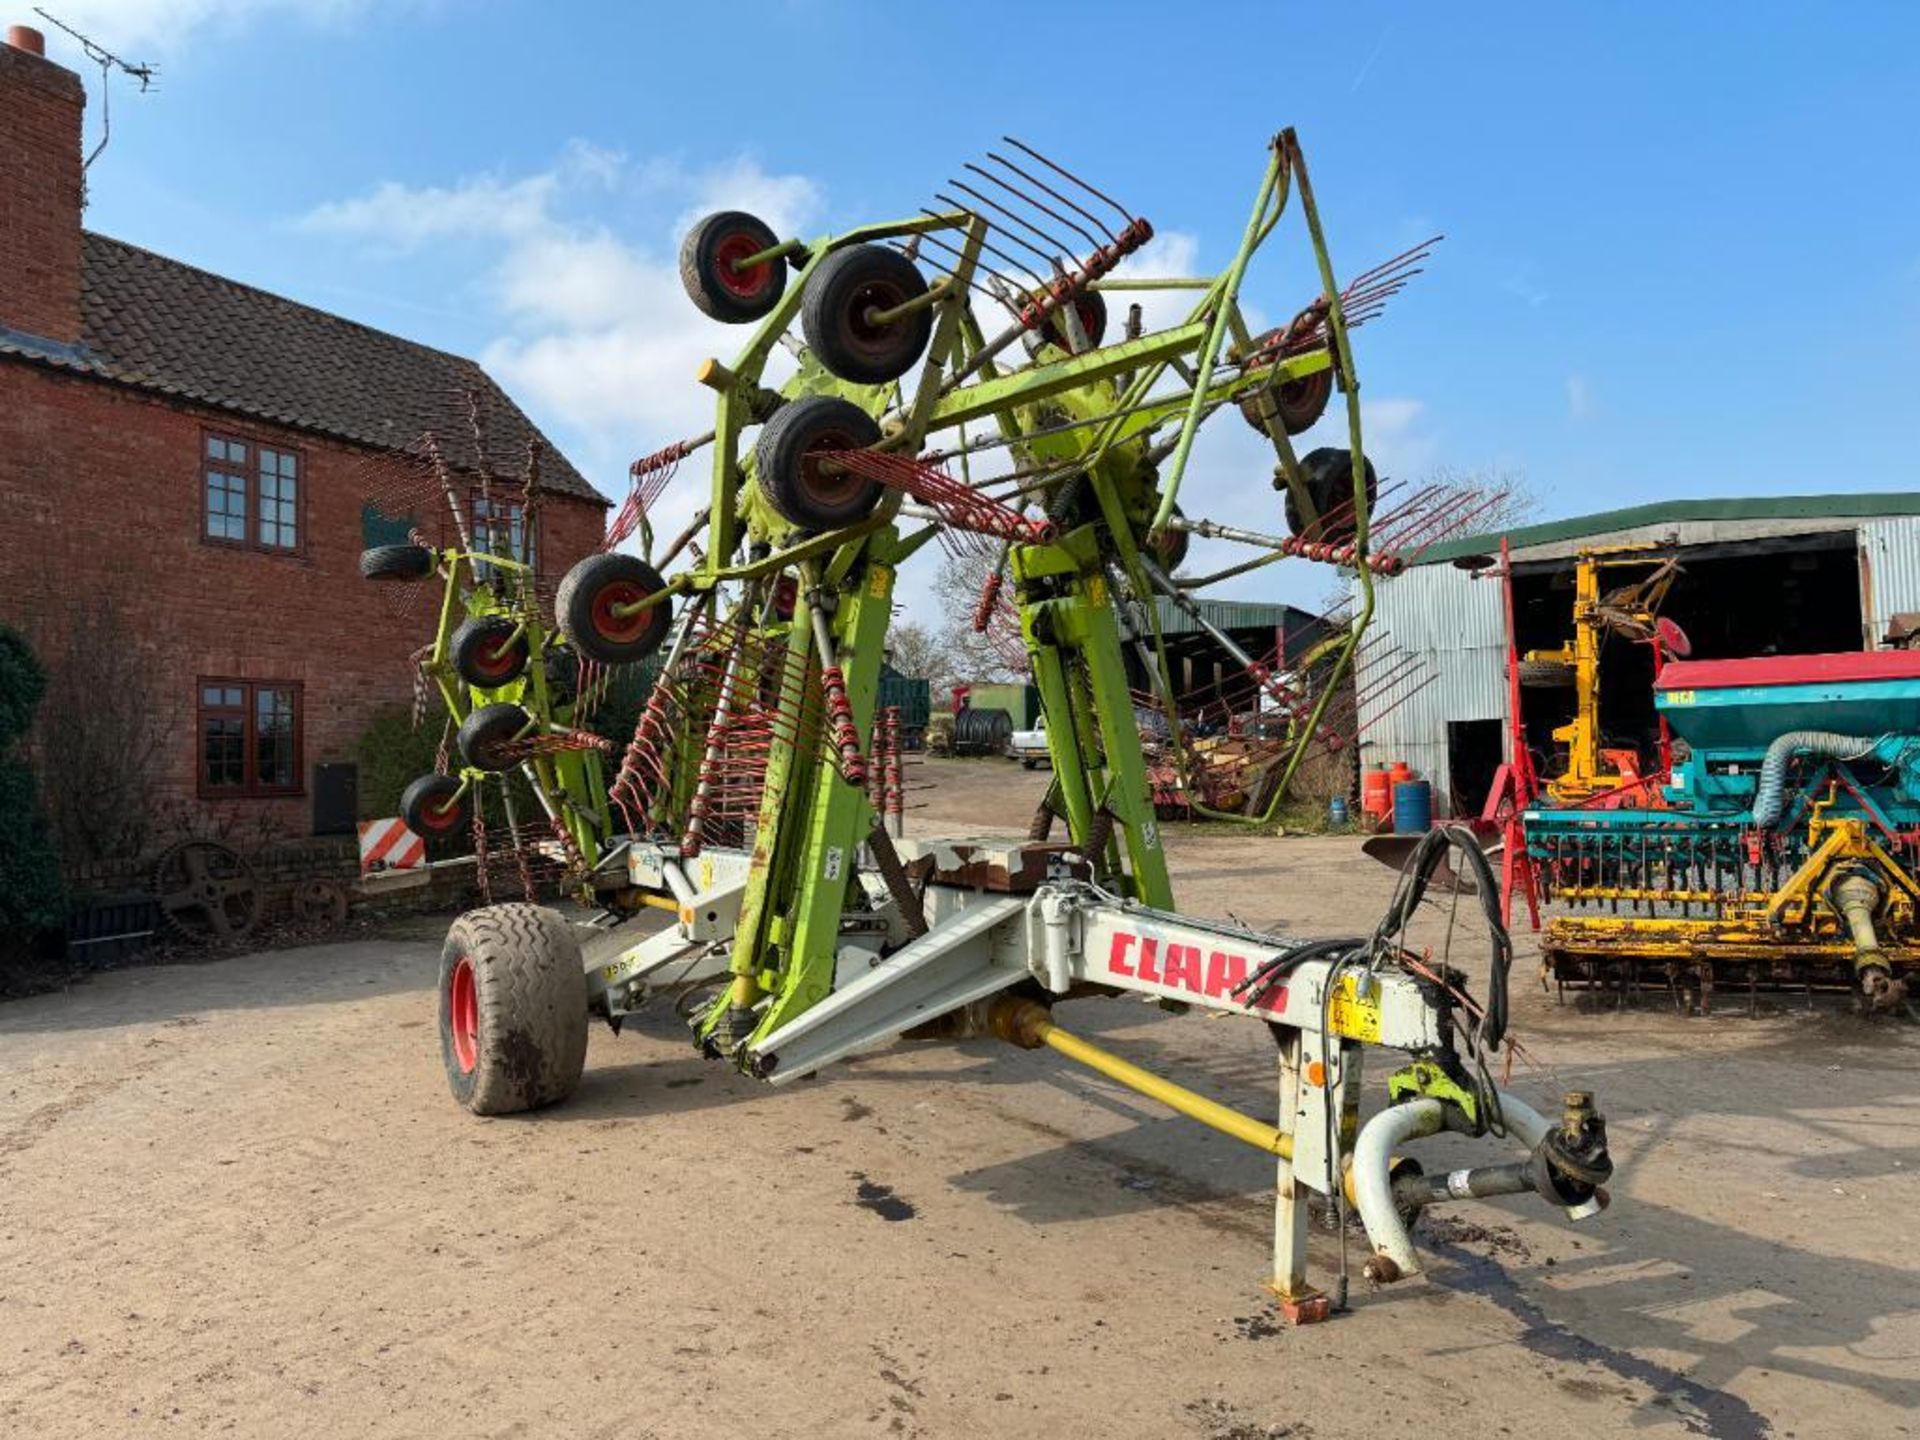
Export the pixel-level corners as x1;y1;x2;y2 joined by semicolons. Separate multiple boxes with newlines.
358;816;426;874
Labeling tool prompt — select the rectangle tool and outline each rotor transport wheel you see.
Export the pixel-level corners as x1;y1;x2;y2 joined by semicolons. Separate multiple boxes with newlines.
401;772;469;837
359;543;435;582
1040;290;1108;354
438;904;589;1115
1518;659;1577;689
754;396;885;532
458;702;532;772
153;839;261;944
1284;446;1378;544
554;552;673;666
679;210;787;323
1239;364;1334;438
451;615;531;690
802;244;934;384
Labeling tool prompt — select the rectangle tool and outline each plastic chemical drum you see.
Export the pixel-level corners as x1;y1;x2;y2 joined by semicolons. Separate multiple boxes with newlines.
1392;779;1433;834
1362;768;1393;818
1329;796;1350;827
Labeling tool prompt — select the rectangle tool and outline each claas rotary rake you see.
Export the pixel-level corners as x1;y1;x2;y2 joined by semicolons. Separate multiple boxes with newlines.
357;421;614;889
375;130;1617;1318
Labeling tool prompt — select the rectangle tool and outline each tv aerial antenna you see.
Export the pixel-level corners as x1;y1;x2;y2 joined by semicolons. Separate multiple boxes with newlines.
32;8;157;177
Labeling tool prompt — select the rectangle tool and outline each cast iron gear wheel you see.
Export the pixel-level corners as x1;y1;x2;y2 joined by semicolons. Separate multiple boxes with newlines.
801;244;934;384
438;903;589;1115
753;395;884;533
153;839;261;944
291;878;349;926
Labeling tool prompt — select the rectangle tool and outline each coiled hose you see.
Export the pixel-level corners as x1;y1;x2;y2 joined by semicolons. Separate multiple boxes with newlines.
1751;731;1880;828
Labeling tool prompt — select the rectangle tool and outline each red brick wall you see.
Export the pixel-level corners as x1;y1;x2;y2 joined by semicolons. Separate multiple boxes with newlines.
0;358;608;838
0;38;84;345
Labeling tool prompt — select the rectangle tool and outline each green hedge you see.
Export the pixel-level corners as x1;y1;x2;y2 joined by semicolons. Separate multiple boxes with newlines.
0;627;65;941
354;704;542;857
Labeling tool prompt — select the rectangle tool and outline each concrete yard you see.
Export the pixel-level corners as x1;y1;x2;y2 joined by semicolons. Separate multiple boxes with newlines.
2;758;1915;1439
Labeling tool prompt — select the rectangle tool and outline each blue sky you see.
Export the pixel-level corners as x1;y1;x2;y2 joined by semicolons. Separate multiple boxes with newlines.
49;0;1920;609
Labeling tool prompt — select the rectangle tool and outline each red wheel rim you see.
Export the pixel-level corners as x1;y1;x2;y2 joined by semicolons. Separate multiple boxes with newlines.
472;635;520;681
841;278;908;360
798;430;866;509
419;793;462;833
589;580;656;645
712;232;773;300
449;956;479;1074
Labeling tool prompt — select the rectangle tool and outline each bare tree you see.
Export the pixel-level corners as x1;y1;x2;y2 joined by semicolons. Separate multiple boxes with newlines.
32;591;176;867
1425;463;1547;533
930;551;1026;684
884;621;944;686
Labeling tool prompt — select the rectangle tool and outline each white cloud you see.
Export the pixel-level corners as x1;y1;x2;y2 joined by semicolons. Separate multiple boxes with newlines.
1110;230;1202;334
1566;372;1594;421
301;144;824;531
300;172;558;252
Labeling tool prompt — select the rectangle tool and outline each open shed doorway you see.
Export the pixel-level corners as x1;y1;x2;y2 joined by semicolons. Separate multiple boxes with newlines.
1447;719;1504;818
1509;533;1862;782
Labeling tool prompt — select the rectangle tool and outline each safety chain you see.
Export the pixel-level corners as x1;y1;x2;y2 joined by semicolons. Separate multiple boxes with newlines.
470;781;491;905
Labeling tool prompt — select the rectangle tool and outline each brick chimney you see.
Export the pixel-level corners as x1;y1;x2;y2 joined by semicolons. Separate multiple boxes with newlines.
0;25;85;346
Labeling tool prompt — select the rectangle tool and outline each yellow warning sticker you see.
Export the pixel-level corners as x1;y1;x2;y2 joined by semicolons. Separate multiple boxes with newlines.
1328;973;1382;1043
868;565;894;599
1086;575;1108;608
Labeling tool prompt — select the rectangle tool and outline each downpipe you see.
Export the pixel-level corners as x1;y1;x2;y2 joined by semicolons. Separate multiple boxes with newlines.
1354;1091;1613;1284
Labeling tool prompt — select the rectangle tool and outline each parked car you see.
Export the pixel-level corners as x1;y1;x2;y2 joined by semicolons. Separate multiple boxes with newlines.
1008;716;1050;769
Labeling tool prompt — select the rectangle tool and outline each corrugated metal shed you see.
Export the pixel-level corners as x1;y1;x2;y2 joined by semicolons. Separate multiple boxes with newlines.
1861;516;1920;647
1354;492;1920;817
1420;492;1920;567
1142;596;1314;639
1351;566;1505;813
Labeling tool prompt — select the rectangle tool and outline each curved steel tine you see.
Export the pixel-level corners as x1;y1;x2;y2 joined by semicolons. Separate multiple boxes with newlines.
942;181;1075;267
967;158;1108;253
934;189;1062;270
913;209;1049;291
985;150;1121;244
1001;136;1139;226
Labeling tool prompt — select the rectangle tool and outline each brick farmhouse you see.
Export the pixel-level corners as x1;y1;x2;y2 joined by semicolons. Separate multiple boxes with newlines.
0;27;608;844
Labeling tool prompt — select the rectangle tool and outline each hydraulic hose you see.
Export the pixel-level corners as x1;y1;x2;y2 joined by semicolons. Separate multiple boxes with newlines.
1372;825;1511;1050
1752;731;1880;828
